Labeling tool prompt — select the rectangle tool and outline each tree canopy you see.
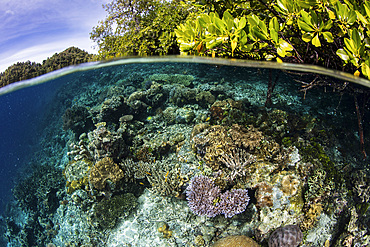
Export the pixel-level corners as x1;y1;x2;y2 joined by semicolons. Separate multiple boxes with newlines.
175;0;370;79
90;0;192;59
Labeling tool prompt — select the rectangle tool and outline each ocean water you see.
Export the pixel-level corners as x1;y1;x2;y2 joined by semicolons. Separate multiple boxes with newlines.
0;57;369;246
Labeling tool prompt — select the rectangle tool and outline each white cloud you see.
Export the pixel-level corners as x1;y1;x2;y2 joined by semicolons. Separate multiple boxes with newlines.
0;34;99;72
0;0;109;72
5;10;15;15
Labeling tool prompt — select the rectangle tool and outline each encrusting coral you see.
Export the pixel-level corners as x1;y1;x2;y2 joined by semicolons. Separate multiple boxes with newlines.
89;157;124;190
186;175;250;218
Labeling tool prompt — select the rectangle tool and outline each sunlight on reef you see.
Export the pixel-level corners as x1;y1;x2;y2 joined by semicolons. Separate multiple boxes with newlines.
1;57;369;246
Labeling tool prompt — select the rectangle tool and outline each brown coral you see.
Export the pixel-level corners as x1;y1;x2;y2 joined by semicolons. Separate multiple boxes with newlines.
192;124;271;170
281;174;300;196
212;235;260;247
89;157;124;190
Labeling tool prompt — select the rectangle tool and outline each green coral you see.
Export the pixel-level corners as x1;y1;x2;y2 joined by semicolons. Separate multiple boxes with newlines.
92;193;138;229
299;139;341;183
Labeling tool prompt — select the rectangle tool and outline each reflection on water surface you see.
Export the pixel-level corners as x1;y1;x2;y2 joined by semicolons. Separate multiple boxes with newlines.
0;57;369;246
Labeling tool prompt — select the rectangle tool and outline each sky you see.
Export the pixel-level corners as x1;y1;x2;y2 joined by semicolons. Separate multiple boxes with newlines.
0;0;109;72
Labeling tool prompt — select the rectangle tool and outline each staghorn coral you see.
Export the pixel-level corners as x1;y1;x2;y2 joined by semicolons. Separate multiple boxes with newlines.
268;225;303;247
89;157;124;190
144;158;186;197
186;175;250;218
219;148;257;181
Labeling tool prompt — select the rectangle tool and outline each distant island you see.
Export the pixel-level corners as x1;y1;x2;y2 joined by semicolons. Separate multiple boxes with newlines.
0;47;93;88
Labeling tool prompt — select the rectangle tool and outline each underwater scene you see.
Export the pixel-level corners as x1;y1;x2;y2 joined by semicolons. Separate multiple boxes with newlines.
0;57;369;246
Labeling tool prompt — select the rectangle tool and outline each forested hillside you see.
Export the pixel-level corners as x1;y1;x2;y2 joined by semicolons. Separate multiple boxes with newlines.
0;47;93;88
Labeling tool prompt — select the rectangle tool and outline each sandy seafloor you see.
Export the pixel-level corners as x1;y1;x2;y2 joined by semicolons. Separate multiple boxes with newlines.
1;61;369;246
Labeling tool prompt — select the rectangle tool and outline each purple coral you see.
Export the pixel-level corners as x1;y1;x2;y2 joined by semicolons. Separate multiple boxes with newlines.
186;175;250;218
268;225;303;247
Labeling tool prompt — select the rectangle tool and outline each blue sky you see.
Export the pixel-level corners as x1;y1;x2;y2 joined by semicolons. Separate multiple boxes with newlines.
0;0;109;72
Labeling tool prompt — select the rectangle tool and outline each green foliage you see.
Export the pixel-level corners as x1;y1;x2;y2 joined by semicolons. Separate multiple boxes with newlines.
0;61;44;88
0;47;92;87
175;0;370;78
90;0;192;59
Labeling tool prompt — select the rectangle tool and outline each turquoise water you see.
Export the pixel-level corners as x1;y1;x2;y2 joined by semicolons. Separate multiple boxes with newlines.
0;57;369;246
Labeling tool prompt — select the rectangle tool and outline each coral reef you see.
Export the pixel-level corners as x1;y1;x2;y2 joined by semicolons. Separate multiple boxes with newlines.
212;235;260;247
91;193;137;229
268;225;302;247
148;73;195;86
89;157;125;191
157;222;172;238
219;148;257;181
6;62;369;247
62;105;93;137
192;124;283;171
87;122;127;161
352;169;370;203
186;175;250;218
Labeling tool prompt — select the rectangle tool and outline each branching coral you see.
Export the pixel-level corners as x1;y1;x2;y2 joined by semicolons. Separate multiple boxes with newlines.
186;175;250;218
192;124;281;170
219;148;257;181
352;169;370;203
89;157;124;190
144;159;185;197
